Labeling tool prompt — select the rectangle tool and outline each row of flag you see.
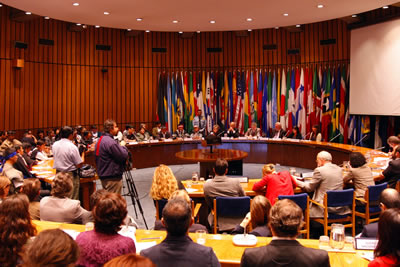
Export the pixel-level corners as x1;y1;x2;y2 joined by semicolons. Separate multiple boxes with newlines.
156;65;372;145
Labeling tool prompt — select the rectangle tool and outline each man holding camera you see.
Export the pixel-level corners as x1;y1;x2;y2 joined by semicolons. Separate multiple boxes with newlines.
95;119;129;194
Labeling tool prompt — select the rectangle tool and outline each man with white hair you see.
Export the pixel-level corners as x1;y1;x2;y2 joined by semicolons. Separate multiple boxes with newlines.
297;151;346;218
271;122;286;139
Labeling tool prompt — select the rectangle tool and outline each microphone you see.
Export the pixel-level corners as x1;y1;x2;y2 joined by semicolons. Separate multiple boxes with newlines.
216;131;225;137
283;130;291;138
375;146;385;151
354;134;368;146
304;132;311;139
329;132;342;142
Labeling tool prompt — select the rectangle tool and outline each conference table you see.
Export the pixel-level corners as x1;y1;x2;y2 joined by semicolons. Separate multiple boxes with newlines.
33;220;371;267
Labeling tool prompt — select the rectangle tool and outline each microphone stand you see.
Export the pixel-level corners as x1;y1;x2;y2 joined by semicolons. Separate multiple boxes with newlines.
329;132;342;142
354;134;368;147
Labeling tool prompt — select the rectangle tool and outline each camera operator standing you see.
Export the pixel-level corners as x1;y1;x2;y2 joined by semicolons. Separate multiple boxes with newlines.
95;119;129;194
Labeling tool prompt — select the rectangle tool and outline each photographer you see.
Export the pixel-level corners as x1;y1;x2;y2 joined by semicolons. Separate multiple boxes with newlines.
95;119;129;194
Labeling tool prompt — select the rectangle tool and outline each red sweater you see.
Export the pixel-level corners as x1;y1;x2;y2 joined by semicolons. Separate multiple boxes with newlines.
252;171;297;205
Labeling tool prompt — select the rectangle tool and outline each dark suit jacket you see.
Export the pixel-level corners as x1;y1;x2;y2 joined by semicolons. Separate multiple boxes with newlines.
231;224;272;237
271;129;286;139
241;239;330;267
381;158;400;188
14;155;34;178
140;235;220;267
361;222;378;238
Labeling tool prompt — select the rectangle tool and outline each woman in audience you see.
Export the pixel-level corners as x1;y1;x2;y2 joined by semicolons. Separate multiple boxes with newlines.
0;194;37;267
76;192;136;266
1;147;24;193
343;152;374;201
287;126;302;140
21;178;41;220
0;175;10;202
154;189;208;233
40;172;92;224
369;208;400;267
150;164;184;201
231;195;272;237
21;228;79;267
105;254;156;267
252;164;297;205
136;126;151;142
309;124;322;141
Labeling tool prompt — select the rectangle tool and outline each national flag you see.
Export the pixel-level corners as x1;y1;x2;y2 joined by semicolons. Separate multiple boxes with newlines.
306;68;314;134
271;70;278;133
244;71;250;132
249;71;255;123
166;73;172;131
224;71;230;127
267;70;273;132
228;71;234;124
287;68;295;131
262;70;268;134
196;72;203;114
206;72;212;132
321;68;331;141
171;73;177;131
234;72;244;134
294;68;301;127
280;68;287;131
187;72;195;133
297;68;306;136
257;70;263;124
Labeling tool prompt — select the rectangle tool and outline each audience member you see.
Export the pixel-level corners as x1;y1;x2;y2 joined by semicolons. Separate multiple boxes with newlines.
387;136;400;158
174;123;188;139
0;175;10;202
245;122;261;138
158;126;171;140
252;164;297;205
0;130;7;143
309;124;322;141
21;178;41;220
361;188;400;238
343;152;375;200
37;129;46;142
192;109;206;136
21;130;37;147
1;147;24;193
52;126;84;200
231;195;272;237
44;129;56;146
154;190;208;233
287;126;302;139
22;142;36;167
376;146;400;188
76;192;136;266
190;125;203;139
152;121;162;137
136;126;151;142
296;151;348;218
211;124;224;137
105;254;156;267
240;199;330;267
226;121;240;138
95;119;129;194
14;144;34;178
40;172;92;224
30;140;49;161
368;208;400;267
271;122;286;139
203;158;245;231
123;124;137;142
90;188;108;208
150;164;185;200
82;130;94;147
0;130;22;155
0;194;37;267
21;229;79;267
141;199;220;267
90;125;101;139
205;125;223;145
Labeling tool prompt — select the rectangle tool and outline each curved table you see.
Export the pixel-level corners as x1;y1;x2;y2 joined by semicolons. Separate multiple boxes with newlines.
175;148;248;178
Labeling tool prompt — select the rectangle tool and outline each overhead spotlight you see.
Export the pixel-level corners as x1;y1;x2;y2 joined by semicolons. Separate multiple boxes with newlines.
0;4;3;7
25;11;32;15
296;24;301;28
248;29;252;32
172;20;179;23
104;11;110;15
382;5;389;9
179;31;183;34
145;30;150;33
210;20;216;24
136;18;143;21
76;23;81;26
275;27;279;29
283;13;289;16
82;25;87;28
95;25;100;28
127;29;132;31
73;2;79;6
317;4;324;8
246;18;253;22
352;14;357;18
197;31;201;33
44;16;50;20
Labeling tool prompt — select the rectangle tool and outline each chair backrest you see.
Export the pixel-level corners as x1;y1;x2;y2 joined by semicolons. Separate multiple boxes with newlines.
278;193;308;211
216;196;250;217
326;189;354;207
368;183;388;202
155;199;168;219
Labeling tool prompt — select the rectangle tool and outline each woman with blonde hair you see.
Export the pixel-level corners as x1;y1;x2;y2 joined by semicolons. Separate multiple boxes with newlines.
232;195;272;237
150;164;184;200
0;175;10;202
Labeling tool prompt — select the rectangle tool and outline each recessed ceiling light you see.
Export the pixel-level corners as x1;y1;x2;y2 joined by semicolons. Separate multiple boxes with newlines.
73;3;79;6
145;30;150;33
95;25;100;28
248;29;252;32
82;25;87;28
197;31;201;33
127;28;132;31
0;4;3;7
76;23;81;26
210;20;216;24
382;5;389;9
179;31;183;34
172;20;179;24
44;16;50;20
283;13;289;16
317;4;324;8
275;27;279;29
25;11;31;15
246;18;253;22
136;18;143;22
104;11;110;15
352;14;357;18
296;24;301;28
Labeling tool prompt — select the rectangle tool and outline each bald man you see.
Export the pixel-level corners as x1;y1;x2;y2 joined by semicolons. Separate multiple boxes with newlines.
271;122;286;139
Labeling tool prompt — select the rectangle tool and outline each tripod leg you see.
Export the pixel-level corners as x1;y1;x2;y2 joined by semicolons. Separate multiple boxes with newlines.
124;168;148;229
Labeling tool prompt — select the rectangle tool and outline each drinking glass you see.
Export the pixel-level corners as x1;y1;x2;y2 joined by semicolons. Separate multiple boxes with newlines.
196;230;207;245
192;172;199;182
330;224;345;250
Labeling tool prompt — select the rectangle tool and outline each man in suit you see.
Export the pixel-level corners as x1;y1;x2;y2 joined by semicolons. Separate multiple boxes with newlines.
361;188;400;238
271;122;286;139
193;109;206;136
375;146;400;188
141;199;220;267
203;158;245;231
241;199;330;267
296;151;348;218
226;122;240;138
245;122;261;138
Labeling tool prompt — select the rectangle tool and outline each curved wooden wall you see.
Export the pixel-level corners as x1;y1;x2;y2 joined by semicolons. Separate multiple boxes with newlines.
0;5;351;131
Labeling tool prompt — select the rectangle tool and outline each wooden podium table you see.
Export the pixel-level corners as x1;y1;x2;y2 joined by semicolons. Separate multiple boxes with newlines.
175;148;248;178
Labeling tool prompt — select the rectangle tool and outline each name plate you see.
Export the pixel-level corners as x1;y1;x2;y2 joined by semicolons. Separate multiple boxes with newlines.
355;238;378;250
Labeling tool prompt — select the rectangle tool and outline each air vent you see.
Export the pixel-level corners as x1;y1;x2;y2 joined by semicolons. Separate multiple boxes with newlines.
96;44;112;51
320;39;337;45
287;48;300;55
263;44;277;50
152;48;167;53
14;41;28;49
207;47;223;53
39;38;54;46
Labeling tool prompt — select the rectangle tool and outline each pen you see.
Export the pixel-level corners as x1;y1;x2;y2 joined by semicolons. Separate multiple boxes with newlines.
141;237;163;240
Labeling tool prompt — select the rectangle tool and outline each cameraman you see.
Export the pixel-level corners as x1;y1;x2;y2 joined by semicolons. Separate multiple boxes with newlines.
95;119;129;194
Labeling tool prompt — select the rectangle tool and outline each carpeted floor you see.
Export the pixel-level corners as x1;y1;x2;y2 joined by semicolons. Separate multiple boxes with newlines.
95;163;312;230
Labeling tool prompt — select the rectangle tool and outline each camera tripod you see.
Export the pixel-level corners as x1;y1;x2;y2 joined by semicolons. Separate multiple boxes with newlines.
123;166;148;229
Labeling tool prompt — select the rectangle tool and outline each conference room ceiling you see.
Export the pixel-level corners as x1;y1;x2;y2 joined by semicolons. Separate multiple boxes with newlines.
1;0;398;32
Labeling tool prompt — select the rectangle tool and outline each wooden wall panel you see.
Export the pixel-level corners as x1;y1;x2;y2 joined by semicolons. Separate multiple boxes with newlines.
0;5;352;131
